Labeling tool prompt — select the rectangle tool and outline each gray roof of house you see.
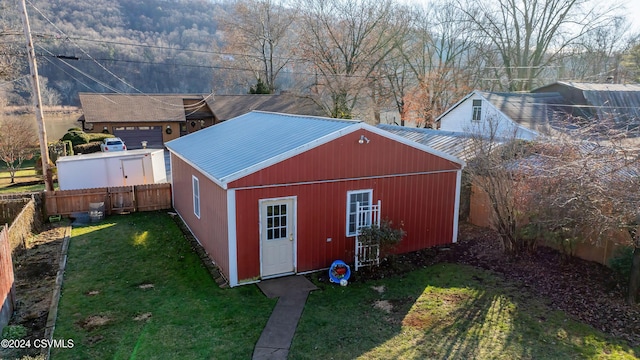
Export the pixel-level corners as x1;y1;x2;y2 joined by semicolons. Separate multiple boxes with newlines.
209;94;326;121
79;93;211;123
166;111;360;184
533;82;640;126
377;124;489;161
478;91;567;134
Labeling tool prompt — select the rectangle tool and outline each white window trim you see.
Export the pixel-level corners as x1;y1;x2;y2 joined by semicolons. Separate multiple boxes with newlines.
346;189;373;237
192;175;200;219
472;99;482;122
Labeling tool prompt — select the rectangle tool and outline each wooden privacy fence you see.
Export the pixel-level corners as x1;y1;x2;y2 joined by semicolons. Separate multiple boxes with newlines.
45;183;172;216
468;181;628;266
0;225;14;334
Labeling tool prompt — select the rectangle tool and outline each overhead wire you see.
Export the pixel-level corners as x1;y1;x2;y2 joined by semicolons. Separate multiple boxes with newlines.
25;0;213;111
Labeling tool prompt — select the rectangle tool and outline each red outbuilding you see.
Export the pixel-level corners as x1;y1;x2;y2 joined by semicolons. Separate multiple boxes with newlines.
166;111;465;287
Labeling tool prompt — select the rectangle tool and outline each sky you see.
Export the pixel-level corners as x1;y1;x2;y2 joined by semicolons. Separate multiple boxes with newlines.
620;0;640;33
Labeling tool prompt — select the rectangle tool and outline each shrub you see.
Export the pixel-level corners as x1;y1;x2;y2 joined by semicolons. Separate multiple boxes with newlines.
34;155;56;176
67;127;82;132
61;130;89;147
2;324;27;340
87;132;113;143
610;246;633;281
358;219;406;256
48;140;74;163
73;142;102;154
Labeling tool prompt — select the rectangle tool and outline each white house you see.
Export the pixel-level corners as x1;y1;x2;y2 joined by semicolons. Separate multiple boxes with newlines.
436;90;566;140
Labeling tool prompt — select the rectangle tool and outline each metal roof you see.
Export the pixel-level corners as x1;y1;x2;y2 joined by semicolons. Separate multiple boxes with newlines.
546;82;640;92
377;124;488;161
478;91;567;134
532;82;640;127
166;111;360;184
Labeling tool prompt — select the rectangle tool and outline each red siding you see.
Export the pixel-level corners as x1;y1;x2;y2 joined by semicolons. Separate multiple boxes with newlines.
171;154;230;280
228;130;461;189
234;172;457;282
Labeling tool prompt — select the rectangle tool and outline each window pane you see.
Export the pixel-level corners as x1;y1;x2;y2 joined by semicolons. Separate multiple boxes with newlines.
280;205;286;215
274;206;280;215
267;206;273;216
267;229;273;240
274;217;280;227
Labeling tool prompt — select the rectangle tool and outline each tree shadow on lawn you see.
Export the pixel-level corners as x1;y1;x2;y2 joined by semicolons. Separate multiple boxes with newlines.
292;264;635;359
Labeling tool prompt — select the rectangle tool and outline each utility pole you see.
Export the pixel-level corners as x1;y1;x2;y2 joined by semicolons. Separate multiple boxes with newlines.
20;0;53;191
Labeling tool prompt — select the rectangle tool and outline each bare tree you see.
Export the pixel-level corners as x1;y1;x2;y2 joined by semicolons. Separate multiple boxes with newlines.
0;0;24;82
395;2;481;128
464;115;532;253
622;37;640;83
557;16;631;83
216;0;297;93
298;0;404;119
0;112;36;183
468;113;640;303
459;0;621;91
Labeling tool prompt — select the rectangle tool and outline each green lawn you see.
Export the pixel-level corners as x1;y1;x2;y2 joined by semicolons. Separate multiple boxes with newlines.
51;212;639;359
0;168;37;178
291;265;638;359
51;212;275;359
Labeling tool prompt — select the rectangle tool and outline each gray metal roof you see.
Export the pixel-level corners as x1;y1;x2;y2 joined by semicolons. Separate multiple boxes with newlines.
548;82;640;92
377;124;486;161
478;91;567;134
532;82;640;127
166;111;360;184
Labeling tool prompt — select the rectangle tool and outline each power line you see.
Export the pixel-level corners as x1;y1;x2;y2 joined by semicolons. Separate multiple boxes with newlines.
26;0;212;110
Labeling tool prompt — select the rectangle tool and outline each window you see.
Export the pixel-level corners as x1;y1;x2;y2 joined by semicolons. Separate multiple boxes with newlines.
346;190;372;236
192;176;200;218
472;99;482;121
266;204;287;240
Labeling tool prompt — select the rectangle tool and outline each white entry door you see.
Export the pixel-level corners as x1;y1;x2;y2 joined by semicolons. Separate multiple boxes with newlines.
121;158;146;186
261;198;295;278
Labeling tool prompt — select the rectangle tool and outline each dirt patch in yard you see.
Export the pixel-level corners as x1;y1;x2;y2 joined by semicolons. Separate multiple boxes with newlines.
0;223;68;360
350;222;640;347
77;315;110;331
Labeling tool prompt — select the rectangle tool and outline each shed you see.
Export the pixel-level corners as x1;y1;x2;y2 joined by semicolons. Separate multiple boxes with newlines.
56;149;167;190
166;111;464;287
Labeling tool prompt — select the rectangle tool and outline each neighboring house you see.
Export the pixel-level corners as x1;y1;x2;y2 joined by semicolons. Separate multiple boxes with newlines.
78;93;326;149
533;82;640;131
166;111;465;287
79;93;217;149
436;90;566;140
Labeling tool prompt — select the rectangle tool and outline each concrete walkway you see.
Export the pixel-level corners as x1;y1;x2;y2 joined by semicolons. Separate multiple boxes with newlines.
253;276;318;360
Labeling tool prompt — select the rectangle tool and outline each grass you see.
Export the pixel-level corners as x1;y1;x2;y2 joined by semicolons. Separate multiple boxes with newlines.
51;212;275;360
290;264;639;359
50;212;639;359
0;168;37;179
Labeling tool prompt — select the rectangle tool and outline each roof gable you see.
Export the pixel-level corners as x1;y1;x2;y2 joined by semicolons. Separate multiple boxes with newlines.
166;111;360;186
167;111;464;188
